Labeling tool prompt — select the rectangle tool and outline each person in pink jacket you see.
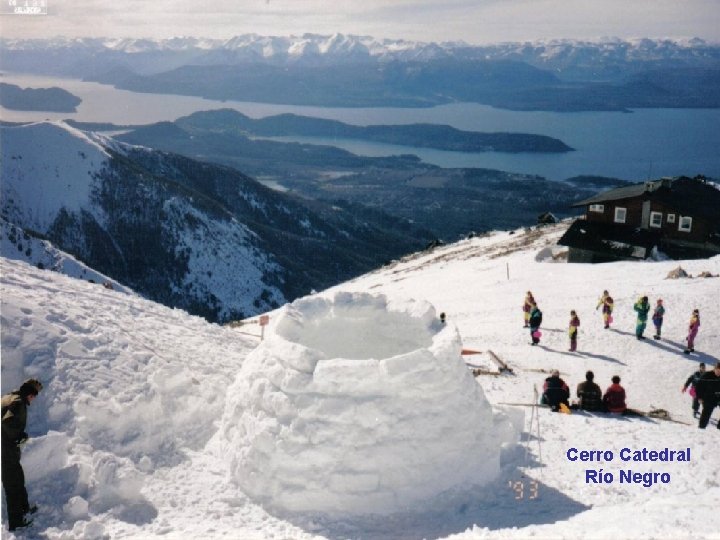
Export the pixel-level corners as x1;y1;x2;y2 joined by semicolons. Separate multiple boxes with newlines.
684;309;700;354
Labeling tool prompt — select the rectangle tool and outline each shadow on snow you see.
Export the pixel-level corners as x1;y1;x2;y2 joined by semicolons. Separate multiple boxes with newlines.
279;467;590;540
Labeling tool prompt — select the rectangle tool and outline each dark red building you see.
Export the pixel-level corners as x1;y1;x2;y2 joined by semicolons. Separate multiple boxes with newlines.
559;176;720;262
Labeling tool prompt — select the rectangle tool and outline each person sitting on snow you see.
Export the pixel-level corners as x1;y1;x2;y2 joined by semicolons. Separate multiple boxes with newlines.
576;370;603;411
603;375;627;413
541;369;570;412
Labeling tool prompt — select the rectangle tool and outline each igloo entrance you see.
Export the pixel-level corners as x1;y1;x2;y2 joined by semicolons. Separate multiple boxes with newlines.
215;292;518;516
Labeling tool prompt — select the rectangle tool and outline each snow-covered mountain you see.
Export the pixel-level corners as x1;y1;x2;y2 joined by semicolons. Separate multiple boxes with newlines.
1;223;718;539
2;34;717;70
0;121;425;322
4;34;717;110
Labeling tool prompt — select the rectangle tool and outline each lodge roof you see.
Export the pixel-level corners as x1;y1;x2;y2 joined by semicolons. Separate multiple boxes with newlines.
572;177;720;224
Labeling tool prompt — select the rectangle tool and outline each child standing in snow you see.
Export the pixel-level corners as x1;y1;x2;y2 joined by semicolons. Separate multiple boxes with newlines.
522;292;534;328
684;309;701;354
568;310;580;351
529;304;543;345
633;296;651;340
681;362;706;418
596;290;614;329
652;298;665;340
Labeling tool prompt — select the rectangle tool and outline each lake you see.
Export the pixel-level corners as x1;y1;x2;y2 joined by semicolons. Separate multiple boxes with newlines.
2;72;719;182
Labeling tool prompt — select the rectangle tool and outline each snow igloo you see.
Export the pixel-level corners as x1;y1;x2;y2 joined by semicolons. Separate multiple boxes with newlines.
216;292;518;516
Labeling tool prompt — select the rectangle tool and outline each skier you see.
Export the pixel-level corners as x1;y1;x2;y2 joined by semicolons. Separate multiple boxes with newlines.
603;375;627;414
2;379;43;532
576;370;603;411
684;309;700;354
596;290;614;329
522;292;535;328
652;298;665;340
529;304;543;345
695;361;720;429
568;310;580;352
681;362;706;418
633;296;651;340
541;369;570;412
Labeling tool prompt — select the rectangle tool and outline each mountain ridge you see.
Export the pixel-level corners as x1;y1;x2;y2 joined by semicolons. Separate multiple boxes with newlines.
3;35;718;110
1;121;430;322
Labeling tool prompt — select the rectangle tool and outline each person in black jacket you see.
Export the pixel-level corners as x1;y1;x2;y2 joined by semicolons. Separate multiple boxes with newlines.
1;379;42;531
681;362;706;418
541;370;570;411
529;305;543;345
695;362;720;429
577;370;603;411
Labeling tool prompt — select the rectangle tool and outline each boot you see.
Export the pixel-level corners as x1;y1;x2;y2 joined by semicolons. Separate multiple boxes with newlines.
9;516;33;532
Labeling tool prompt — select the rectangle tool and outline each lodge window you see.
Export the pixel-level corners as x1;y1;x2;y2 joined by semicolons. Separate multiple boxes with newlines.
614;207;627;224
589;204;604;213
667;214;676;223
650;211;663;228
678;216;692;232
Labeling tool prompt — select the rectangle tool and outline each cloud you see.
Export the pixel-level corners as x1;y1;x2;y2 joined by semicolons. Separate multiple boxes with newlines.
3;0;719;43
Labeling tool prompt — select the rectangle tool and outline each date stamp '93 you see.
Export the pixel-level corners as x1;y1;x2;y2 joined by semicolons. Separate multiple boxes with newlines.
1;0;48;15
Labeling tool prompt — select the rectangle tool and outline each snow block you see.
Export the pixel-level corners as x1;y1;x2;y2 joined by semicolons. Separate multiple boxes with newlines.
215;291;519;516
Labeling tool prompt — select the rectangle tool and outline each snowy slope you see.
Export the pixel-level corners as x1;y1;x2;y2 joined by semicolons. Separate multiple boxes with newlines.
0;121;109;232
0;218;128;291
1;223;719;539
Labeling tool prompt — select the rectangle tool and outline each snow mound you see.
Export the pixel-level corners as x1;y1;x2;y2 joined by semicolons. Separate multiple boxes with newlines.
216;291;518;516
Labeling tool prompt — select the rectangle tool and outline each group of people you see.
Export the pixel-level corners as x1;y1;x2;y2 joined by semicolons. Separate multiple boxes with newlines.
541;362;720;429
523;290;702;354
540;370;627;414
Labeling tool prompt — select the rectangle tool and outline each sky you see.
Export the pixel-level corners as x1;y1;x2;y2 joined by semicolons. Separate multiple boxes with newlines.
1;0;719;44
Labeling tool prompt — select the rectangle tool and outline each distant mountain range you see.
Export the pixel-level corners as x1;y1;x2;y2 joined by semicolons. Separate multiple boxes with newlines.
2;35;718;110
0;122;429;322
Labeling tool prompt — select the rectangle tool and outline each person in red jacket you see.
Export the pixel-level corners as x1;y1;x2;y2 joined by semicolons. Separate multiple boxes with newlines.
603;375;627;413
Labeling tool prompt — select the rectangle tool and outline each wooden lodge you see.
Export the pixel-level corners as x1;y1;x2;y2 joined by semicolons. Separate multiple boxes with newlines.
558;176;720;262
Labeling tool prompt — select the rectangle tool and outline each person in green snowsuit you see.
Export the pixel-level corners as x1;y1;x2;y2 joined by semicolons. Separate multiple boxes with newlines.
633;296;651;340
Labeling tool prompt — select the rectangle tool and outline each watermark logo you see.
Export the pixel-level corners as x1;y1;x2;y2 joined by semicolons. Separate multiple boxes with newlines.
1;0;48;15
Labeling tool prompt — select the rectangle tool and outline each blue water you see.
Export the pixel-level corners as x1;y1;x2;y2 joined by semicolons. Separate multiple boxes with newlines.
2;72;718;182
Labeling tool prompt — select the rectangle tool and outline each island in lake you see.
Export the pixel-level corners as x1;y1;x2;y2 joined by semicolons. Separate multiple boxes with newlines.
0;83;82;112
176;109;574;154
